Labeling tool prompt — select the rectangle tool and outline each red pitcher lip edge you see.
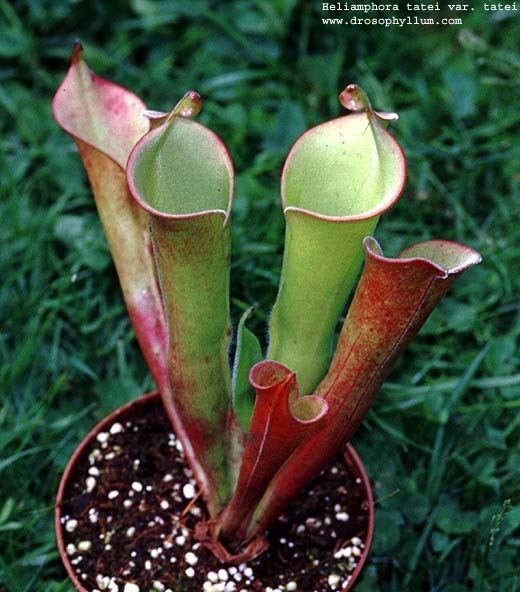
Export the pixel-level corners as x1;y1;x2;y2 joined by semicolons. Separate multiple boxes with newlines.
55;391;375;592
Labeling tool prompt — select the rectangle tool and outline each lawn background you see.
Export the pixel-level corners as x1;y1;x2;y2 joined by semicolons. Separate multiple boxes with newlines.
0;1;519;591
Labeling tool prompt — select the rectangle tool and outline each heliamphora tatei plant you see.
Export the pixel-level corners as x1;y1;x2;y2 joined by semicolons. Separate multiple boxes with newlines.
54;45;481;562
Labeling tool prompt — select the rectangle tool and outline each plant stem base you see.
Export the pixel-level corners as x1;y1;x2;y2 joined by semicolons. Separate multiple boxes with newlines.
56;392;374;592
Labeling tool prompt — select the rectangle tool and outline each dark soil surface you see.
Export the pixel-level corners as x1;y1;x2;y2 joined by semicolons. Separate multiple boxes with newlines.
58;400;370;592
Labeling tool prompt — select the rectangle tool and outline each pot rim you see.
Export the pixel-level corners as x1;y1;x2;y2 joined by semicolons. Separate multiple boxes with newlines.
56;391;375;592
342;441;375;589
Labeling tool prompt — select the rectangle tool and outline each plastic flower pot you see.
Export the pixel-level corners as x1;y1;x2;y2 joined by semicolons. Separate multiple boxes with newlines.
55;391;374;592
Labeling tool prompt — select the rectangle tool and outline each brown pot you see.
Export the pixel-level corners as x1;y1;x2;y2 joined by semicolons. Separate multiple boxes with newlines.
56;391;375;591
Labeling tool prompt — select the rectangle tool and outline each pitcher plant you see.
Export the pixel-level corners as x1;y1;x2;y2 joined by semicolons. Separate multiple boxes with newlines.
53;45;481;562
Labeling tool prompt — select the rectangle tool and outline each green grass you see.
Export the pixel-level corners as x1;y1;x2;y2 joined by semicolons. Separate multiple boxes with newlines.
1;1;519;590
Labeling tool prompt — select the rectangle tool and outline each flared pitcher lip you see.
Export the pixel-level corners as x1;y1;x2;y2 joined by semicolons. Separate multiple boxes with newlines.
281;112;407;223
51;42;149;171
364;236;483;278
126;119;234;224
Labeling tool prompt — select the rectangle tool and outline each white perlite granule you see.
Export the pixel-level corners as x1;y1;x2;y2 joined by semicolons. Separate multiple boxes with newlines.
64;519;78;532
131;481;143;492
110;422;123;434
182;483;195;499
185;551;198;565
